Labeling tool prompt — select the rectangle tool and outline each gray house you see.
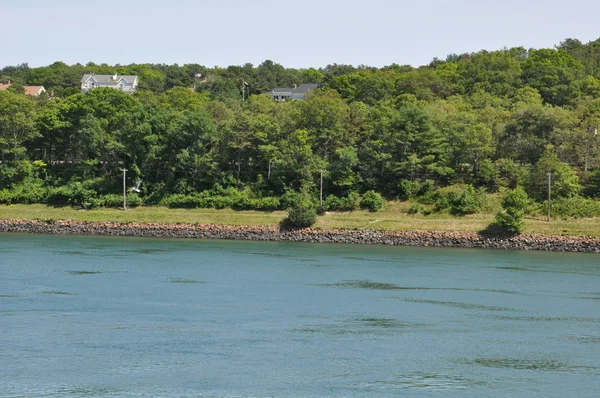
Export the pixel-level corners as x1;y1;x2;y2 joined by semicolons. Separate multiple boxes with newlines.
266;84;318;101
81;73;138;94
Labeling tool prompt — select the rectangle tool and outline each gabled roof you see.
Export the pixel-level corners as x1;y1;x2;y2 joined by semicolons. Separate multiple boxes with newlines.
24;86;45;96
0;83;46;96
82;74;137;84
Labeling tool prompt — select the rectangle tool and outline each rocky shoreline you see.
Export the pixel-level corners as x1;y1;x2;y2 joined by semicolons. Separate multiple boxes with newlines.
1;218;599;253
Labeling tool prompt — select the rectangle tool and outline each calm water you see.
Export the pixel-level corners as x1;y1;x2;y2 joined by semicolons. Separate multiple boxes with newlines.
1;234;600;397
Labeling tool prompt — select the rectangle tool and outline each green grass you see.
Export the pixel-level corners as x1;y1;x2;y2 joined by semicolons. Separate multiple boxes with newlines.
1;202;599;237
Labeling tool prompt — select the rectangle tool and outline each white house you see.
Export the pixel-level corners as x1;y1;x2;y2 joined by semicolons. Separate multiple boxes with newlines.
81;73;138;94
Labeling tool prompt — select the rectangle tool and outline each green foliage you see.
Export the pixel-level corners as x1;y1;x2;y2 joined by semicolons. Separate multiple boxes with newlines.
323;192;361;211
286;201;318;228
493;186;529;234
0;178;47;204
2;40;600;217
101;193;142;208
450;185;488;215
361;190;385;212
550;196;600;218
528;147;580;199
398;179;422;200
46;182;98;208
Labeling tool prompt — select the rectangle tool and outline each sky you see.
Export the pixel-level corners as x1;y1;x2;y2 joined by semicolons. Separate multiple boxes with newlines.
3;0;600;69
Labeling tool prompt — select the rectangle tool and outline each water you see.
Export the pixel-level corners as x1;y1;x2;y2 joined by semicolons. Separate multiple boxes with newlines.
1;234;600;397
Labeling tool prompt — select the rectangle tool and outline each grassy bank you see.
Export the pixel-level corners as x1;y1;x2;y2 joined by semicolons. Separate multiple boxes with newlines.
1;202;599;237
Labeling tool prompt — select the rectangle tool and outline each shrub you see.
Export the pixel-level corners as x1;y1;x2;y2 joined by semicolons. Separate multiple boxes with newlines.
280;189;301;209
46;182;98;208
231;193;259;210
361;190;385;212
160;194;203;208
450;185;487;215
258;196;281;211
0;179;47;204
286;201;317;228
407;203;422;214
102;193;142;208
323;192;361;211
204;195;233;209
341;191;361;211
550;196;600;218
323;195;342;211
398;179;422;200
493;187;529;235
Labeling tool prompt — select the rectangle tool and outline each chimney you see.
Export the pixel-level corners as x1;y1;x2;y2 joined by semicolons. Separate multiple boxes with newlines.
112;73;117;80
292;84;297;89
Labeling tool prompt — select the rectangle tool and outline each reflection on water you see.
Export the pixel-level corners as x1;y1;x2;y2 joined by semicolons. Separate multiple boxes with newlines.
1;234;599;397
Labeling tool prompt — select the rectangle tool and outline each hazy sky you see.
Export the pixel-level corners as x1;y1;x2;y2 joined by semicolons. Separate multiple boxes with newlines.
3;0;600;69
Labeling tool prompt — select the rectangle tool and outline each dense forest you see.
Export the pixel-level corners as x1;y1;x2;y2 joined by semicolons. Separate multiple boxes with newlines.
2;38;600;220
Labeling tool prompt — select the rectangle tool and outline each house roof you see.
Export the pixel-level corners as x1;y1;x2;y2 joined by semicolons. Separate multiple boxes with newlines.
82;74;138;84
0;83;46;96
24;86;45;96
271;84;319;94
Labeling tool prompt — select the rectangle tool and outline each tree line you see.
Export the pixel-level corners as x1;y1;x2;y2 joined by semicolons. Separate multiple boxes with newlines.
1;37;600;217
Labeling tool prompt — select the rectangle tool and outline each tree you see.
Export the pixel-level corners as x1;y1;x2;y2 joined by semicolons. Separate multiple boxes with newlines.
528;147;580;200
494;186;529;235
0;91;39;163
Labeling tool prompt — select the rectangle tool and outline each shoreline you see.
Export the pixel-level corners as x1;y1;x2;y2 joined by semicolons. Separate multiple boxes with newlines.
1;218;600;253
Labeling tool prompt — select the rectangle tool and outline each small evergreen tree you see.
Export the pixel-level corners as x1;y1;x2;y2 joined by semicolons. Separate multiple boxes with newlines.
286;201;317;228
494;187;529;235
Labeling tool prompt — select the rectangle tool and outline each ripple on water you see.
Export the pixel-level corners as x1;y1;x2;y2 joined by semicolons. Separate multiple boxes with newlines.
483;314;600;323
316;280;522;295
491;266;600;277
168;278;205;284
355;372;484;392
318;280;406;290
42;291;75;296
294;317;432;336
469;357;599;375
402;297;522;312
66;270;102;275
566;335;600;344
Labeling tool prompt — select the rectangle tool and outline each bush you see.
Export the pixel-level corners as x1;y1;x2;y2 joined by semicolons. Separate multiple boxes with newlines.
407;203;422;214
323;192;361;211
550;196;600;218
280;189;301;209
323;194;342;211
160;194;203;208
398;179;422;200
46;182;98;208
361;190;385;212
493;187;529;235
0;179;47;204
449;185;488;215
231;194;259;210
286;201;317;228
101;193;142;208
258;196;281;211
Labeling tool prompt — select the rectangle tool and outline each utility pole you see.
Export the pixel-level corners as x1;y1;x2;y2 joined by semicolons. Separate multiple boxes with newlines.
122;168;127;211
320;169;324;212
547;172;551;222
